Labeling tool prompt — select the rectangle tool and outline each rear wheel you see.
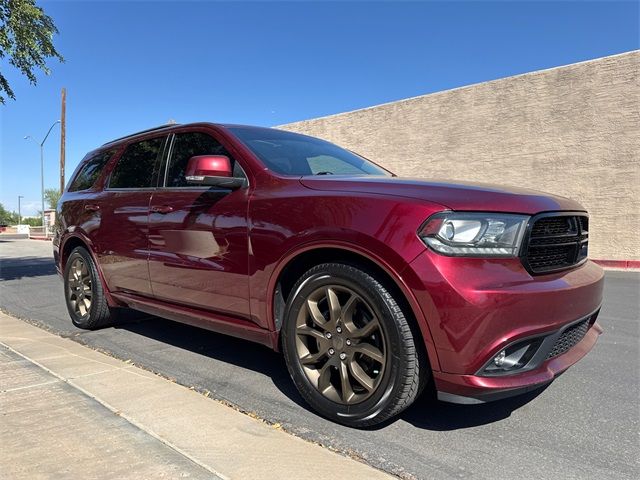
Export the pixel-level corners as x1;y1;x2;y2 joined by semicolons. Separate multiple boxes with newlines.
64;246;113;329
282;263;427;427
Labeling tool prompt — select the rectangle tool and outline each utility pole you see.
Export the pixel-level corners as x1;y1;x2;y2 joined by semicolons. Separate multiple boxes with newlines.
60;88;66;193
18;196;23;225
24;120;60;232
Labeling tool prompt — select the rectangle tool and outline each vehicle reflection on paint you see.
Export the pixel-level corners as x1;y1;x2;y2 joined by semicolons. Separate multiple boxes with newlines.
148;189;251;318
152;229;228;259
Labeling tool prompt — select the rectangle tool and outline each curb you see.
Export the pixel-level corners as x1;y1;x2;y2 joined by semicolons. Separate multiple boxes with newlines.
593;259;640;270
0;312;393;480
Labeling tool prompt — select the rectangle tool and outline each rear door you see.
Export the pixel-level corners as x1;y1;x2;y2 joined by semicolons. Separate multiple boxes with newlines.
91;135;168;296
147;130;252;319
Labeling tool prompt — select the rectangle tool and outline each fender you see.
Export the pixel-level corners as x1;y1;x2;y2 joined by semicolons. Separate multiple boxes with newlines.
266;239;442;372
59;231;123;308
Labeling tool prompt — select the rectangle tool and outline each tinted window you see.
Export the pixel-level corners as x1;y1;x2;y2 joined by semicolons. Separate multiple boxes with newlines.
228;127;389;176
307;155;364;175
165;132;244;187
69;150;115;191
109;137;165;189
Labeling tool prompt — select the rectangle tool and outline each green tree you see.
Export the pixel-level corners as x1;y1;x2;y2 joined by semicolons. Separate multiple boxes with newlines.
0;0;63;104
22;216;42;227
0;202;19;224
44;187;61;209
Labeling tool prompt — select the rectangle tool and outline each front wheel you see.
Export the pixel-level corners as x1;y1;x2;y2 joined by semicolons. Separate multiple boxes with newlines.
281;263;427;427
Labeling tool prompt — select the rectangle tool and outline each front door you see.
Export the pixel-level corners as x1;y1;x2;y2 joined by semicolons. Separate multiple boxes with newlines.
147;131;251;319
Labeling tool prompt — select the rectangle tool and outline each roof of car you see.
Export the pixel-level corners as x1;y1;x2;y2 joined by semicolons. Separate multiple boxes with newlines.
101;124;181;146
100;122;279;147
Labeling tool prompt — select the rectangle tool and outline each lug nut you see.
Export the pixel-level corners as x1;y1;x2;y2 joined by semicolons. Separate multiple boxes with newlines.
325;332;332;339
346;339;351;346
339;353;347;360
336;326;342;333
328;348;335;355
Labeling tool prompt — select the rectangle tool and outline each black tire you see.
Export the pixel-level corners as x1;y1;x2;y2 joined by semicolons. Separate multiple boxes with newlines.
64;246;114;329
281;263;427;427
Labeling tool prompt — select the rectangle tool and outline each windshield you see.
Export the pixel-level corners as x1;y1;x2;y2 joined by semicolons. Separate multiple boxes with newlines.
228;127;391;177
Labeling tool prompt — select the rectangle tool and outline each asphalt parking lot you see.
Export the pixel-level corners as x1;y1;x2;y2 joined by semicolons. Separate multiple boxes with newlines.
1;238;638;480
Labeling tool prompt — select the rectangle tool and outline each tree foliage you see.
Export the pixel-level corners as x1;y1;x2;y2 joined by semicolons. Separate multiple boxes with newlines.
0;202;42;225
0;202;17;224
44;187;61;209
0;0;63;103
21;216;42;226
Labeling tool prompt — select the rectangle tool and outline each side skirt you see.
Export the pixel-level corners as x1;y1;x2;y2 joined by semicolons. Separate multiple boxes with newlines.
111;292;276;349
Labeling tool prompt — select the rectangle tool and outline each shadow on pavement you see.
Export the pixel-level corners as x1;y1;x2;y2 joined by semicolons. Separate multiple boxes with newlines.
115;317;305;402
116;316;541;431
398;383;548;431
0;257;57;281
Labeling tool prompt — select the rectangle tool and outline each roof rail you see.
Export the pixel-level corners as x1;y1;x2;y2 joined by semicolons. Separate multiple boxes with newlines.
102;124;179;146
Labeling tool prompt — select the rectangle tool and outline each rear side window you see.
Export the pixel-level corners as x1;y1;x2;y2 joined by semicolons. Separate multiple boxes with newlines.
109;137;165;189
165;132;244;188
69;150;115;191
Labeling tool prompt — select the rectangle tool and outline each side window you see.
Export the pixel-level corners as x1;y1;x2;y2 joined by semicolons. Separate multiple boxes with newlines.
109;137;165;189
68;150;115;191
165;132;245;188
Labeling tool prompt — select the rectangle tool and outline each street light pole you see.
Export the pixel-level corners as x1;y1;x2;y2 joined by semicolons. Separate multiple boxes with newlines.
18;195;24;225
24;120;61;233
40;142;44;229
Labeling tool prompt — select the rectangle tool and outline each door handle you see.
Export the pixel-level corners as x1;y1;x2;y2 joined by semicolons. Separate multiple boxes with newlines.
151;205;174;214
85;204;100;212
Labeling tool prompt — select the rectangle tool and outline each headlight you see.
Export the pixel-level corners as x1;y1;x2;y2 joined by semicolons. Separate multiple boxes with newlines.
419;212;529;257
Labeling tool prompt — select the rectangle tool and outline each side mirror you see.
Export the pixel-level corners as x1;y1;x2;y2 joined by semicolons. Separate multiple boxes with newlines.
185;155;245;189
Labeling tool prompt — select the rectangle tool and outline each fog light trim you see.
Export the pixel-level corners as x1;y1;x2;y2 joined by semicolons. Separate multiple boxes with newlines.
480;339;543;376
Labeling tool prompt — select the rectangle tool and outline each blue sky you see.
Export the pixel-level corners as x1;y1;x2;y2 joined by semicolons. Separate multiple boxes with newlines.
1;0;638;215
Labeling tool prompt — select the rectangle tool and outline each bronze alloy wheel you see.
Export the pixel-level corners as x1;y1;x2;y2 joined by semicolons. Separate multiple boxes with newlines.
64;247;114;330
67;256;93;318
282;263;426;428
295;284;386;405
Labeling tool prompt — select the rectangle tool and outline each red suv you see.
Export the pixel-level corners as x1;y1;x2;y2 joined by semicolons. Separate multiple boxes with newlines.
54;123;604;427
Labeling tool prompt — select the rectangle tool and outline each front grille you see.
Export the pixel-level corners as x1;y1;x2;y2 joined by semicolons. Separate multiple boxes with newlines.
546;319;590;359
523;214;589;274
578;216;589;233
530;216;575;237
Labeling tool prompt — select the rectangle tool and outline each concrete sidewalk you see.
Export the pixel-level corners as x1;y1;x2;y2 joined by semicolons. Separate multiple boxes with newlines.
0;312;392;480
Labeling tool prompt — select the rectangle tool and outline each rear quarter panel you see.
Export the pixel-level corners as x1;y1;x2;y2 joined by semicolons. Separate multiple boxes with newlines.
54;190;99;269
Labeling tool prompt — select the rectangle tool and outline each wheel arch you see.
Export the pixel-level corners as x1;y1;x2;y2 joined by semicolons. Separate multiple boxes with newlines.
269;243;441;371
60;235;91;271
60;233;120;307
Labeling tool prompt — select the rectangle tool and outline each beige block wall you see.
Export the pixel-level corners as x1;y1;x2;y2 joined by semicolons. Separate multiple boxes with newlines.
280;51;640;261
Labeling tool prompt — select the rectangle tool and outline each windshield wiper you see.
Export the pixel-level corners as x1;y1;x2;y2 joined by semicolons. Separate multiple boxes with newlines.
315;171;334;175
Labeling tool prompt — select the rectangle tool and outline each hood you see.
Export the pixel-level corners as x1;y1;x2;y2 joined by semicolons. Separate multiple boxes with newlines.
299;176;585;215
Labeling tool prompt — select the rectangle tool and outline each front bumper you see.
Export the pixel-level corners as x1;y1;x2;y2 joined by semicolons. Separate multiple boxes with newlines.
405;250;605;402
435;317;603;404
